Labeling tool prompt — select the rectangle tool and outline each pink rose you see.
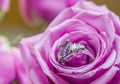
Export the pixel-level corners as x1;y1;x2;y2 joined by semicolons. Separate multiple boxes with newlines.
19;1;120;84
0;36;32;84
19;0;78;26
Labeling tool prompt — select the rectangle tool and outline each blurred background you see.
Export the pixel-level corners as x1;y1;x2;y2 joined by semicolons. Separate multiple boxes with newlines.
0;0;120;45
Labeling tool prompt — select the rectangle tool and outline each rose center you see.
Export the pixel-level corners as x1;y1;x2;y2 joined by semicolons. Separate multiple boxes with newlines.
58;40;95;67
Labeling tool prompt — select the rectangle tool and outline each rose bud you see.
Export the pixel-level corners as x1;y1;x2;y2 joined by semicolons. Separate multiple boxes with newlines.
19;0;78;27
19;0;120;84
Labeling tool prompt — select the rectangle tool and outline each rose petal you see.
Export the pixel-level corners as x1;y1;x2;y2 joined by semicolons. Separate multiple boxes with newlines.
30;68;49;84
90;66;119;84
73;11;115;47
108;12;120;35
12;47;32;84
33;34;69;84
114;35;120;65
